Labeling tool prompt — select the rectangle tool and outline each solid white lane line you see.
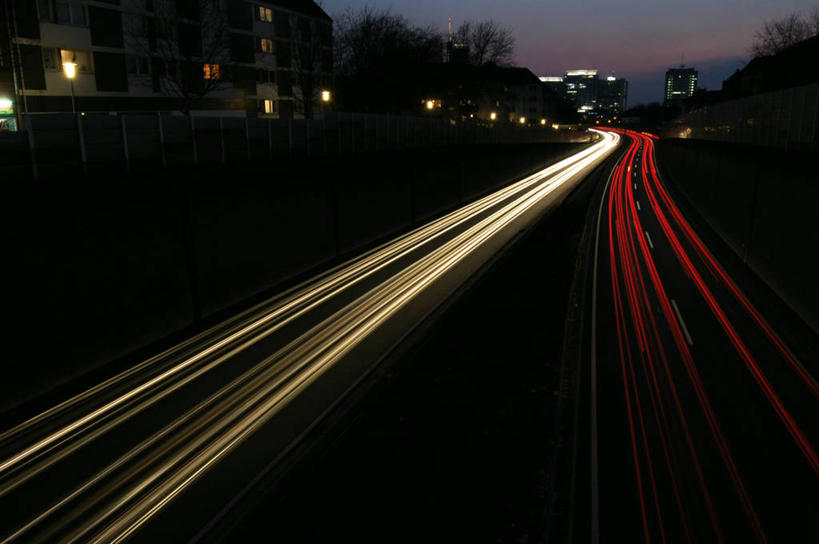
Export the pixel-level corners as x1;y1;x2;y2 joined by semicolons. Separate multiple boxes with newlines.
589;139;623;544
671;299;694;346
645;231;654;250
636;200;641;211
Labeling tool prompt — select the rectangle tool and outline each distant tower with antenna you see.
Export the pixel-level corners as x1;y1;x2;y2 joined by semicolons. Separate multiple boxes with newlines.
446;16;469;64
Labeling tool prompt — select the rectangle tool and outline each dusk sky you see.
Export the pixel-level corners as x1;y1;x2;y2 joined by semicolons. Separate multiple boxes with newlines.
322;0;814;106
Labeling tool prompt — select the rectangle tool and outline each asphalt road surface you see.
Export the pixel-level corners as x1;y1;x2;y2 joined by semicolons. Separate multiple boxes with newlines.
589;129;819;543
0;132;618;543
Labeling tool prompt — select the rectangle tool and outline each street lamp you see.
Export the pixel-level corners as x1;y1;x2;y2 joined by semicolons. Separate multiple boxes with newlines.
63;62;77;114
425;99;435;110
519;116;526;125
489;112;497;121
540;118;547;126
321;89;331;102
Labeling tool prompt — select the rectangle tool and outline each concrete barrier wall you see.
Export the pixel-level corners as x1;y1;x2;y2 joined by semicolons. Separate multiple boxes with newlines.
656;139;819;333
2;141;588;411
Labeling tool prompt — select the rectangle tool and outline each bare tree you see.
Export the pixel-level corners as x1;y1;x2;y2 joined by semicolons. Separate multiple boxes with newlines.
291;18;332;119
125;0;232;114
332;7;443;112
454;19;515;66
751;10;815;56
334;7;442;77
807;5;819;35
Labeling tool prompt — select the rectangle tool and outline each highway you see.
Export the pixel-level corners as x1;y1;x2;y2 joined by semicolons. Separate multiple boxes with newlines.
590;129;819;542
0;131;618;543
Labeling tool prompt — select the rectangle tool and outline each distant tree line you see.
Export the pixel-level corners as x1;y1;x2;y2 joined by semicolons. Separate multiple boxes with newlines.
751;4;819;57
332;7;516;113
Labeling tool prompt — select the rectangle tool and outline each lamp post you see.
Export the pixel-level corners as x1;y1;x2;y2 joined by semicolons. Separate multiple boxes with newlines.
320;89;331;116
63;62;77;113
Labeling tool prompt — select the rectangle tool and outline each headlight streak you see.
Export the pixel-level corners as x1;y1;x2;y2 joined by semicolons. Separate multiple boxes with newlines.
0;137;611;488
78;133;619;543
0;133;618;543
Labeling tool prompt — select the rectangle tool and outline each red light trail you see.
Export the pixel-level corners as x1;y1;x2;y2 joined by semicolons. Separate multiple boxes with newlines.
597;128;818;542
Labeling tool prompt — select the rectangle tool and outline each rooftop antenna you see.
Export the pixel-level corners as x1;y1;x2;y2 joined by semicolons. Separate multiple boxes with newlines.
448;17;452;42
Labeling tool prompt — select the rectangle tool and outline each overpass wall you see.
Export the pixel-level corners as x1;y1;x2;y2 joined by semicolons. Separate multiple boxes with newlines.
2;141;589;411
656;138;819;333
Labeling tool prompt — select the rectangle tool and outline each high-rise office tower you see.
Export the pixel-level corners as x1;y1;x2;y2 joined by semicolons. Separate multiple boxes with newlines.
665;67;698;103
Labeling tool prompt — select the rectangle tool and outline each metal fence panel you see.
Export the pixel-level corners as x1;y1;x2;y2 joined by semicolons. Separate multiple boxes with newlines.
670;83;819;151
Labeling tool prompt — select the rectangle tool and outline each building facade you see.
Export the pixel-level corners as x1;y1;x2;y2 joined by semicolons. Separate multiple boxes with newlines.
564;69;599;113
0;0;332;119
665;67;698;103
540;70;627;118
599;75;627;115
538;75;564;96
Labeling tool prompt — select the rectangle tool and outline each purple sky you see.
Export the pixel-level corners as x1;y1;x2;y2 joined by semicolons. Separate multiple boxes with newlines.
321;0;813;106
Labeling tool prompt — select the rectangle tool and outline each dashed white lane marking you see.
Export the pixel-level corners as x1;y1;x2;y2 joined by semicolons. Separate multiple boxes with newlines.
636;200;641;211
671;299;695;346
645;230;654;250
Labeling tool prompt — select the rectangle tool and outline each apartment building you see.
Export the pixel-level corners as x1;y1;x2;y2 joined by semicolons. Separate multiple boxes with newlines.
0;0;332;118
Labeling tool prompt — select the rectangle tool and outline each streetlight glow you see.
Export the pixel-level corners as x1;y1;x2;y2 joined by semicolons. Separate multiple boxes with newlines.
63;62;77;79
63;62;78;113
540;119;547;125
489;112;497;121
519;116;526;124
426;100;435;110
321;90;331;102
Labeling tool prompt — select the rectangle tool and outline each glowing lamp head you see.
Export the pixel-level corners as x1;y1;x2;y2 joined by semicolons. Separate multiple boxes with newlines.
321;90;331;102
63;62;77;79
425;100;435;110
489;112;497;121
519;116;526;125
540;119;546;125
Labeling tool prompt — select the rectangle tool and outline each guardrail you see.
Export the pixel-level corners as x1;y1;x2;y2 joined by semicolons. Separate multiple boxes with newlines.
665;83;819;152
3;112;587;180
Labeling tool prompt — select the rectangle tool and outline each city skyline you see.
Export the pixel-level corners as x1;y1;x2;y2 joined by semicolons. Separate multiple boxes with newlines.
323;0;811;105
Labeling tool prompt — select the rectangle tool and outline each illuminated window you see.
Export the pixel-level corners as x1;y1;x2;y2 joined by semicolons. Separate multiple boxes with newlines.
203;63;221;80
263;99;276;114
423;99;442;110
259;38;275;53
59;49;92;72
257;6;273;23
